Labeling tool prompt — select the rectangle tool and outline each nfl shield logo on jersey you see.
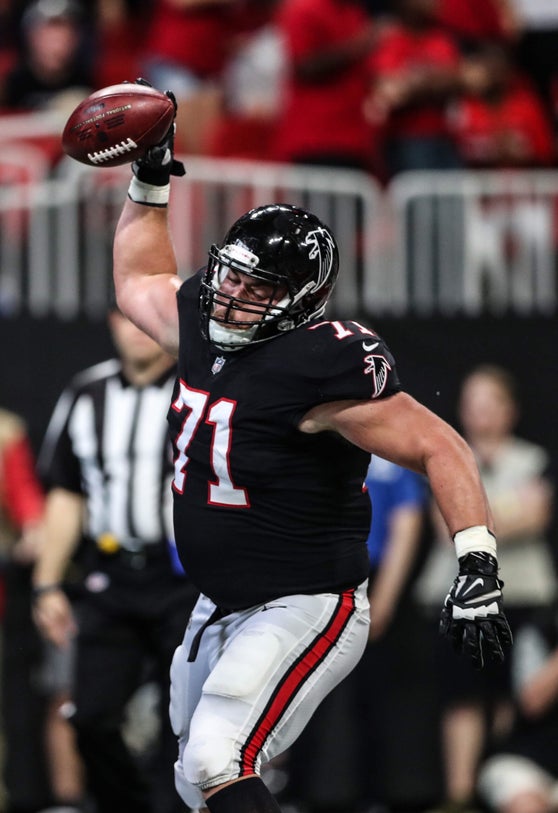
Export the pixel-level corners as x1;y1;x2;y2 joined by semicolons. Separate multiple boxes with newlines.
211;356;227;375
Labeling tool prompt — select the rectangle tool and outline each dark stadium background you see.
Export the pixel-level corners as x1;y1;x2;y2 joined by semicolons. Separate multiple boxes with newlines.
1;310;556;810
2;313;555;464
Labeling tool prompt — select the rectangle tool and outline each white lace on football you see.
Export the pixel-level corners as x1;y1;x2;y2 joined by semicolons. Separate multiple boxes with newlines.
88;138;138;164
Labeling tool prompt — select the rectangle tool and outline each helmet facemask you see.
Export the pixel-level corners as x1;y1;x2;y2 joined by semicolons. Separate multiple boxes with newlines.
201;244;294;350
199;205;339;352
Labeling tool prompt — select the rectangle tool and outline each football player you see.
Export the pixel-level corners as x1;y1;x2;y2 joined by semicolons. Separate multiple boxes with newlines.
111;86;512;813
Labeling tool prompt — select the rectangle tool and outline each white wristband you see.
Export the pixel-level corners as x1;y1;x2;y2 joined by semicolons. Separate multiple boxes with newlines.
128;176;170;207
454;525;497;559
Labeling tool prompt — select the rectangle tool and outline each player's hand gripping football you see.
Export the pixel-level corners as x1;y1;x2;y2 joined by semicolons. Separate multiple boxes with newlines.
131;78;185;185
440;550;513;669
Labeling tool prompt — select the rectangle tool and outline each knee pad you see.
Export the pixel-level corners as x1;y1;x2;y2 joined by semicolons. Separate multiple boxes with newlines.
174;757;205;809
182;732;236;790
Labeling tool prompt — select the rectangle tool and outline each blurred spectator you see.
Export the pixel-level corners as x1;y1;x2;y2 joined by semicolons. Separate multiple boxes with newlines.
0;0;94;167
0;408;43;562
205;0;284;160
140;0;239;155
364;0;462;177
92;0;152;89
353;455;427;810
272;0;376;171
510;0;558;131
0;406;76;813
450;43;556;168
415;364;557;813
0;0;93;114
436;0;521;52
478;614;558;813
364;455;427;642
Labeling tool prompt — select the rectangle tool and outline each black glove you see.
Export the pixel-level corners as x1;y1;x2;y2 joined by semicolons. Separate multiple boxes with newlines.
130;78;185;185
439;551;513;669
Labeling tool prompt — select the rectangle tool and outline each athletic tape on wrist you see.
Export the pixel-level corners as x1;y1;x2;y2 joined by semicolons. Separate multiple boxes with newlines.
128;176;170;207
454;525;497;559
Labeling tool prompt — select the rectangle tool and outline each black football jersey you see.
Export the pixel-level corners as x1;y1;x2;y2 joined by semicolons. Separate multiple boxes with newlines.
168;273;401;608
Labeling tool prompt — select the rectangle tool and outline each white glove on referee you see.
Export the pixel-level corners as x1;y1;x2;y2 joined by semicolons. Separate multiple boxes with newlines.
439;527;513;669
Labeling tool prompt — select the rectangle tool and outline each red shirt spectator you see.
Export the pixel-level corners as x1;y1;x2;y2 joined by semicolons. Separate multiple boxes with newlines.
367;17;460;139
2;433;44;530
273;0;375;170
206;9;284;161
451;45;555;167
0;408;44;616
364;0;462;175
436;0;521;48
1;409;43;529
142;1;234;80
141;1;273;154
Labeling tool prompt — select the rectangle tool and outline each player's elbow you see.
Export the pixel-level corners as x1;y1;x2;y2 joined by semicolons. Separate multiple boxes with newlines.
422;422;476;474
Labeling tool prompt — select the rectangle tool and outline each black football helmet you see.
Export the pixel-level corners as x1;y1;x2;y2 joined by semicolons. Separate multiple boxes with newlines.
199;204;339;351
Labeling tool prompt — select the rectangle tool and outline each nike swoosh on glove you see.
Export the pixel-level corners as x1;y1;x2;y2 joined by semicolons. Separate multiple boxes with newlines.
439;551;513;669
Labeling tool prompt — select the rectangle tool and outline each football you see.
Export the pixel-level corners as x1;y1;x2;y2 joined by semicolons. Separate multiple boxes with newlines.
62;83;176;168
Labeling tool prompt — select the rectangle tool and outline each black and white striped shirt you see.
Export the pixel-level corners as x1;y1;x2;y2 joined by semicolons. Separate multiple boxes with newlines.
39;359;176;551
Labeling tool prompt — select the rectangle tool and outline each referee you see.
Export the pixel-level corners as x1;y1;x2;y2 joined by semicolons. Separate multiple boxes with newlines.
32;308;198;813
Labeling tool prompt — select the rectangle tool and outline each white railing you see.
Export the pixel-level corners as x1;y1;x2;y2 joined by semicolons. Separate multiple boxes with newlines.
0;110;67;141
1;147;557;318
388;170;558;316
1;155;383;319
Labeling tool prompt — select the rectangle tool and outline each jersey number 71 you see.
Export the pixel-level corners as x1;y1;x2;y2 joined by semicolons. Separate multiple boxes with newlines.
171;380;250;508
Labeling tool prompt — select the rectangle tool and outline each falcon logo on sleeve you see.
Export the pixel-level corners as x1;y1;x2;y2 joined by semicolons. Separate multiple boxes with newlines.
363;345;392;398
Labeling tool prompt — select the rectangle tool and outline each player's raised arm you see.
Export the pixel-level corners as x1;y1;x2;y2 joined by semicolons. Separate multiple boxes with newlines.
113;84;186;357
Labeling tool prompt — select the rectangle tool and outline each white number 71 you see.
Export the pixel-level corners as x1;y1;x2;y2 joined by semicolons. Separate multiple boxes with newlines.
171;380;250;508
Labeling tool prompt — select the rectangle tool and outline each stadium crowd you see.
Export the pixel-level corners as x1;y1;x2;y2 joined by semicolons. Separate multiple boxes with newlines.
1;3;558;813
0;0;557;175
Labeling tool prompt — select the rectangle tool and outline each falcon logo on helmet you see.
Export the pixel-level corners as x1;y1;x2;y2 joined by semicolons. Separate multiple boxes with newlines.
304;228;337;292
